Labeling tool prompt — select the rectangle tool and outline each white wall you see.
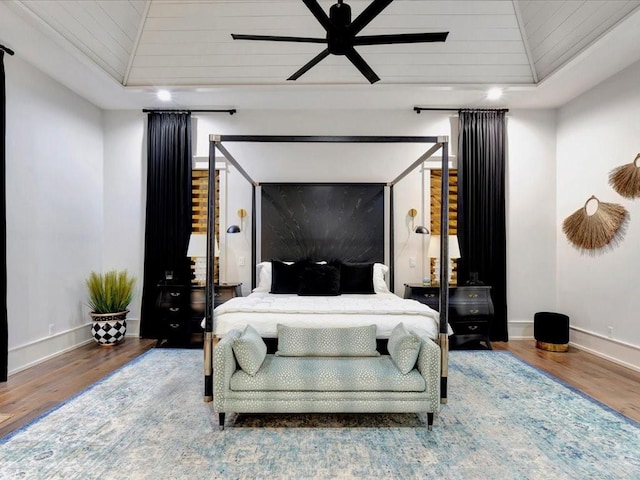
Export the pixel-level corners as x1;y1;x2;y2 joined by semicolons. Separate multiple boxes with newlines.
103;111;147;334
5;57;104;374
556;59;640;370
506;110;558;338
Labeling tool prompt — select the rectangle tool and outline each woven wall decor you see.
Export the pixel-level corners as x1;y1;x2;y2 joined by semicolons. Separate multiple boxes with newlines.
562;195;629;253
609;153;640;199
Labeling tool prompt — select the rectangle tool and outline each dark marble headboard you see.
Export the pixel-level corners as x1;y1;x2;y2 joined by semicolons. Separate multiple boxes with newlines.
260;184;385;263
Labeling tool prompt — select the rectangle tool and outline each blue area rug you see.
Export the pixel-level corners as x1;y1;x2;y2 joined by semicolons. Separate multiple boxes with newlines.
1;349;638;479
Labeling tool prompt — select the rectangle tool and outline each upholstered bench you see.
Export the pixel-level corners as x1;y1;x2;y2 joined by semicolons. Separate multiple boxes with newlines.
213;323;441;429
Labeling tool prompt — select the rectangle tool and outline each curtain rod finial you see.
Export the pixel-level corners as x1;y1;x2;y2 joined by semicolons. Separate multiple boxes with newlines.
0;44;15;56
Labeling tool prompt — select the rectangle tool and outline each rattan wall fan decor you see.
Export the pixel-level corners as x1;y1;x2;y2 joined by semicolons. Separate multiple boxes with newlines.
609;153;640;199
562;195;629;253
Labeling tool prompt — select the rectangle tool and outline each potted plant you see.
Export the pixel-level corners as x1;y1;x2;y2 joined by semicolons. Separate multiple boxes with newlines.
86;270;136;345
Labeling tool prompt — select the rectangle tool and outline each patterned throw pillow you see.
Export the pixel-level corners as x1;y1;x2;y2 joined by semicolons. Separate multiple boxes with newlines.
276;324;379;357
387;323;421;374
232;324;267;375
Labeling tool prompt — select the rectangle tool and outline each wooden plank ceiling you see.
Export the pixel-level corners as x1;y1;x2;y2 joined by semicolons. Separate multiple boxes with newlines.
18;0;640;87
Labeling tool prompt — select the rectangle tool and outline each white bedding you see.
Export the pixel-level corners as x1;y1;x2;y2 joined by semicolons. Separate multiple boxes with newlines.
212;292;449;340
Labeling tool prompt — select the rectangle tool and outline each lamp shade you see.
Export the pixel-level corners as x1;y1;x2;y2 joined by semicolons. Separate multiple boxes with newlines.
427;235;461;259
187;233;219;258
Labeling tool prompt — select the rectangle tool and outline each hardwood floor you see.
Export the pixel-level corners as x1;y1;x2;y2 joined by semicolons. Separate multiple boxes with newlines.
0;338;156;438
0;339;638;439
493;340;640;423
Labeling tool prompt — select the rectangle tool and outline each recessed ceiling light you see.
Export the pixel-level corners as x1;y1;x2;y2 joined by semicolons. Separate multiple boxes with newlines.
487;88;503;100
157;89;172;102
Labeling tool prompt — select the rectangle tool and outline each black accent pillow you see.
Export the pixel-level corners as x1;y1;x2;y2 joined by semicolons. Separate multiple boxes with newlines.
340;262;375;294
298;264;341;296
270;260;306;294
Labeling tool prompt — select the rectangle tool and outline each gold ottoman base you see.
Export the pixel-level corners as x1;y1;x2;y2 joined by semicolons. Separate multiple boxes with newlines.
536;340;569;352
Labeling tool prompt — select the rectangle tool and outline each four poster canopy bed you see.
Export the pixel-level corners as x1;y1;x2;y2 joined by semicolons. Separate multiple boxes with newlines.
203;134;453;427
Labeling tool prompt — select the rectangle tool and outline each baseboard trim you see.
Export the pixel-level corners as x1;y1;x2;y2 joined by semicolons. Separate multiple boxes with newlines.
508;320;640;372
507;319;533;339
569;326;640;373
8;317;141;377
126;318;140;336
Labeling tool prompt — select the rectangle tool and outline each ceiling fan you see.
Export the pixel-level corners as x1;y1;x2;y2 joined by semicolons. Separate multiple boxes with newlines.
231;0;449;84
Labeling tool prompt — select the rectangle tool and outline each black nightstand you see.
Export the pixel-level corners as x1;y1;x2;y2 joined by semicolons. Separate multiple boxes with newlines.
214;283;242;308
157;283;242;346
404;284;494;350
156;282;190;346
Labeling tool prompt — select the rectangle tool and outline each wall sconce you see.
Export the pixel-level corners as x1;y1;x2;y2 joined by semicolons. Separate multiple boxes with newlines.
227;208;247;233
408;208;429;234
187;233;219;285
427;234;461;285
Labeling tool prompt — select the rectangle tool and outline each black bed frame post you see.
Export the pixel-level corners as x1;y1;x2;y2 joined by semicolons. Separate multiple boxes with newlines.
204;135;218;402
439;136;450;404
389;184;394;292
251;185;257;290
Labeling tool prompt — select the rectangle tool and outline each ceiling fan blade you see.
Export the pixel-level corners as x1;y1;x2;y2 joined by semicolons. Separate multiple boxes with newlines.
348;0;393;36
231;34;326;44
354;32;449;46
301;0;335;32
345;47;380;84
287;48;331;81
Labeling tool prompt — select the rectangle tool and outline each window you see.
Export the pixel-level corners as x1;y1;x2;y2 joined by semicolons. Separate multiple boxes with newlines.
191;169;220;284
430;169;458;284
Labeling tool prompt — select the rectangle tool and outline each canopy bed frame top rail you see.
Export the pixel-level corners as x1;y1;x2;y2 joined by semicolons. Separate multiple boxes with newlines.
204;134;450;404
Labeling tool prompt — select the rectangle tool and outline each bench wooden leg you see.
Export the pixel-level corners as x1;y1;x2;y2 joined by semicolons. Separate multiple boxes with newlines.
219;412;225;430
427;412;434;430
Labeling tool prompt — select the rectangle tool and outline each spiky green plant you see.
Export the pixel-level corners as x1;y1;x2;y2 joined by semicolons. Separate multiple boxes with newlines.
86;270;136;314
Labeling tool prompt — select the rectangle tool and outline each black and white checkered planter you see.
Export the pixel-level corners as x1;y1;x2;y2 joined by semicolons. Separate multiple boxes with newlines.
89;311;128;346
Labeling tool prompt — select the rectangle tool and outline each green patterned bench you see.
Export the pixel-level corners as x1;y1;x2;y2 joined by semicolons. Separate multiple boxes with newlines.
213;324;441;429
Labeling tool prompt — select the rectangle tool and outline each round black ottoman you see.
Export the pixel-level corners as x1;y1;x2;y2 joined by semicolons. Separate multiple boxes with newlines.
534;312;569;352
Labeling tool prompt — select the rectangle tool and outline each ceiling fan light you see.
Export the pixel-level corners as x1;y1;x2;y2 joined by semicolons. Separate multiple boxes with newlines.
487;87;503;100
157;89;172;102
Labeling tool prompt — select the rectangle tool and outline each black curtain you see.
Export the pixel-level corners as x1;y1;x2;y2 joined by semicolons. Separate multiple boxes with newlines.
1;51;7;381
457;109;508;341
140;113;192;338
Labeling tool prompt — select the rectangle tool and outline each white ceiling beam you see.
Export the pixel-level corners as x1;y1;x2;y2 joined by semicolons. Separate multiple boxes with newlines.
123;0;152;86
512;0;539;83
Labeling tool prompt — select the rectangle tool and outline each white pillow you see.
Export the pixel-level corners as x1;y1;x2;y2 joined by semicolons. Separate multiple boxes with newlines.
253;262;272;292
373;263;390;293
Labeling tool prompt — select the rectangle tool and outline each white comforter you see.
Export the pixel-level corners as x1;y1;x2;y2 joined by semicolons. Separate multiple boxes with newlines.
213;292;448;340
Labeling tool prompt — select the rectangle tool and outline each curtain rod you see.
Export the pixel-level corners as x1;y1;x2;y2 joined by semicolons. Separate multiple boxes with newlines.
142;108;236;115
413;107;509;114
0;44;15;56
